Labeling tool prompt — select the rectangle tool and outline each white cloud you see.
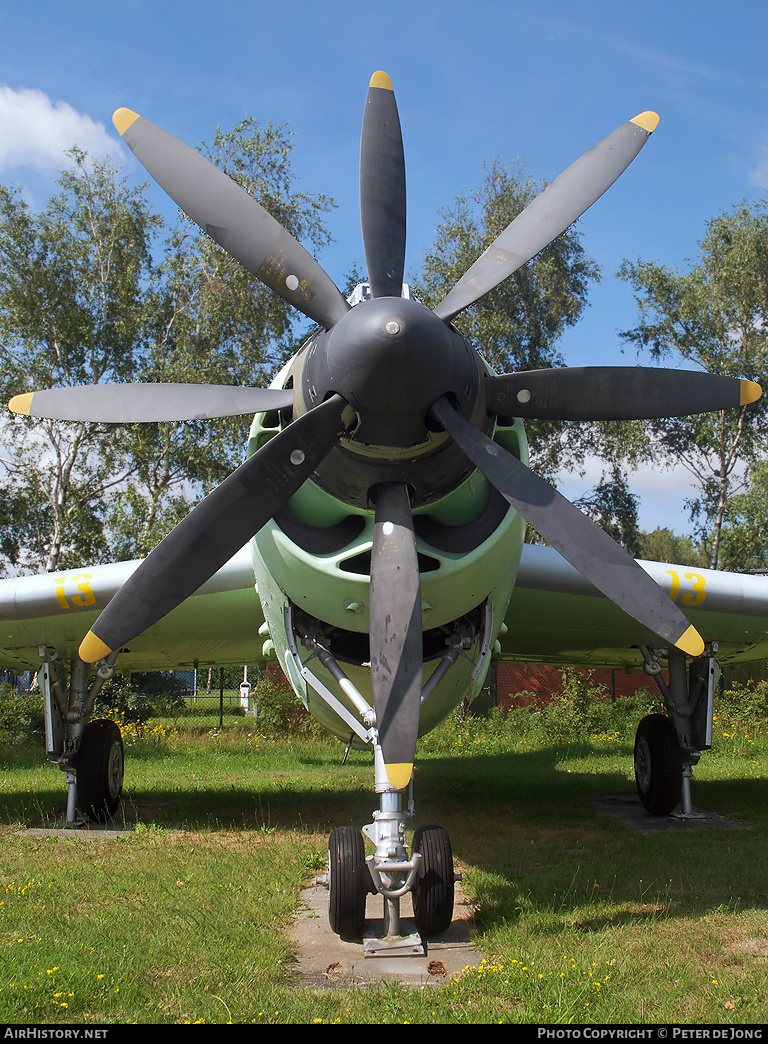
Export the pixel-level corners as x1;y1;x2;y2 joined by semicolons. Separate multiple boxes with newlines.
557;454;697;534
0;86;118;173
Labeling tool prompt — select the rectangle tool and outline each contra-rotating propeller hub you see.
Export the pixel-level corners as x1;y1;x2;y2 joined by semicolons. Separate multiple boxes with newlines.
302;295;482;448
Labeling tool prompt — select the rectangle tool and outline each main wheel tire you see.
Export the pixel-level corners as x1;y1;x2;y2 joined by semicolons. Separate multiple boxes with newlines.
328;826;367;938
76;719;124;822
634;713;682;816
412;825;454;935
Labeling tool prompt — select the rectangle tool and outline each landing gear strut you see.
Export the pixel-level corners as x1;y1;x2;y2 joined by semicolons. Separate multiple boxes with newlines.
635;645;718;816
361;746;454;956
39;648;123;824
321;742;456;955
288;603;462;953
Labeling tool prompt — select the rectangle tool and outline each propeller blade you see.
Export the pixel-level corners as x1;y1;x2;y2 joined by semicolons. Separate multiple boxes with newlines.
429;396;705;657
486;368;762;421
9;384;294;423
78;394;350;663
113;108;351;330
360;71;406;299
434;112;659;323
370;482;423;790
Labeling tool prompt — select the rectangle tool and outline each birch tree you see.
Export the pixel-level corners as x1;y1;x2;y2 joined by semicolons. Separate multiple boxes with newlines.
412;160;600;481
619;201;768;569
0;119;336;571
0;149;160;572
103;117;336;559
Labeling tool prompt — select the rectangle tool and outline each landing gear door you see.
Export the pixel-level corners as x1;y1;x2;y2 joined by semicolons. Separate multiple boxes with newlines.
690;654;719;752
39;662;65;758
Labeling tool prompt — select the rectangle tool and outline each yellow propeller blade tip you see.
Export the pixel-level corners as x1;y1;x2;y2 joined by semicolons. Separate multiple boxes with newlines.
112;107;140;136
631;111;660;133
676;625;705;659
385;762;413;790
79;630;113;664
369;71;393;91
741;380;762;405
8;392;33;416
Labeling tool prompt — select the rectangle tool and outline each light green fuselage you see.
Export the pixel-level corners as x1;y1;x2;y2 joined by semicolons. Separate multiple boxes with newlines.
248;403;528;743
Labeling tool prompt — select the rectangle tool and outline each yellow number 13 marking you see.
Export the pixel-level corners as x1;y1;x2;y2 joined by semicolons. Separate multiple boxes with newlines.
665;569;707;607
54;573;96;610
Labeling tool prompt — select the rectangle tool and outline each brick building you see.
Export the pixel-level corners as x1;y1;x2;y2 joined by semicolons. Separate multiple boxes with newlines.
492;658;766;713
493;662;651;712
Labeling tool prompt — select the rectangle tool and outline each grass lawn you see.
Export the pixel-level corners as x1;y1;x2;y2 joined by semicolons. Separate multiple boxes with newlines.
1;692;767;1025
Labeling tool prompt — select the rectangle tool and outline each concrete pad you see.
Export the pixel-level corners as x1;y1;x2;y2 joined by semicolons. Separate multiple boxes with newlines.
290;874;483;988
594;793;749;833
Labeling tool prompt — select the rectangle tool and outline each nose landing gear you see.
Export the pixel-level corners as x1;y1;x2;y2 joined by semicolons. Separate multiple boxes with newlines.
323;750;456;956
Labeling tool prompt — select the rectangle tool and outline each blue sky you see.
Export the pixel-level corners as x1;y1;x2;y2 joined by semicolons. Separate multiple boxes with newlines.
2;0;767;532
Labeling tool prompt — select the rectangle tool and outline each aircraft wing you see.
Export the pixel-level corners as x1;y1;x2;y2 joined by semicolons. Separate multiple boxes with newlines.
0;546;264;673
501;543;768;669
2;538;765;677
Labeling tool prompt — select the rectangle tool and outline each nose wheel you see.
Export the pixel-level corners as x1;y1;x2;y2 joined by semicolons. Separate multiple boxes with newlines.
325;812;455;952
412;825;454;936
328;826;369;939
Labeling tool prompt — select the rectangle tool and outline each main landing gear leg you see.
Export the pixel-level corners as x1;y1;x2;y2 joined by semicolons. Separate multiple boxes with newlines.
38;648;123;824
635;645;718;817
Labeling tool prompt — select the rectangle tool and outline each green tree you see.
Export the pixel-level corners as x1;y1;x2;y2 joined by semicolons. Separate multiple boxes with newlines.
0;120;336;570
104;118;336;559
574;466;643;556
715;459;768;572
412;160;600;480
0;149;161;572
619;200;768;568
638;527;708;568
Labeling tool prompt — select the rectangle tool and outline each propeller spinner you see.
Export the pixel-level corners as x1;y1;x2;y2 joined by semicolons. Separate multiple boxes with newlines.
11;73;762;791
